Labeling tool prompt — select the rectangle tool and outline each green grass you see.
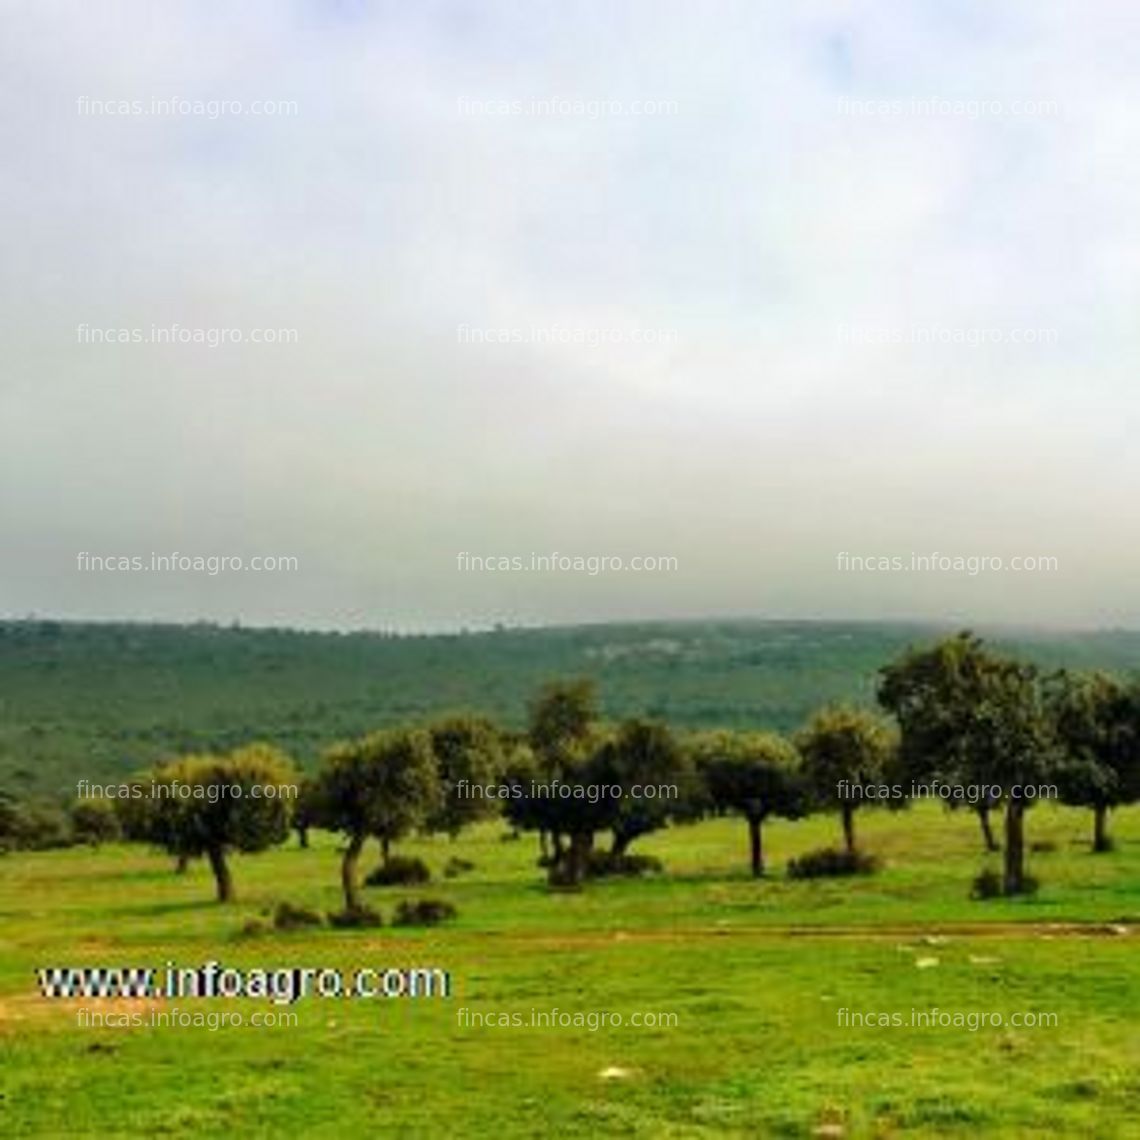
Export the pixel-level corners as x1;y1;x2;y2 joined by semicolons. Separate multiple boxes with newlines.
2;800;1138;1138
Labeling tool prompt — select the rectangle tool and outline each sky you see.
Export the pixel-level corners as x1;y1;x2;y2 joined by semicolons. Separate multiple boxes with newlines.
1;0;1137;632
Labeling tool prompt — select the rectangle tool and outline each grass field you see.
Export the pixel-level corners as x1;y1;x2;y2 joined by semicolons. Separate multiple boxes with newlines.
2;800;1137;1138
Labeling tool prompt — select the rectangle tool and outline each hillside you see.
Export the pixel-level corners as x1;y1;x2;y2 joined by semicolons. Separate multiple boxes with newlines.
3;618;1140;794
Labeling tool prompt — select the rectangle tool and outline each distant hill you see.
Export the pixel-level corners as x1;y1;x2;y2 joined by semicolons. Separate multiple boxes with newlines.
3;618;1139;796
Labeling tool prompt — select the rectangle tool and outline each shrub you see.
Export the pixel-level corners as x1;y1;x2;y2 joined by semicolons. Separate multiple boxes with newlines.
586;851;664;878
70;799;121;846
364;855;431;887
392;898;457;926
443;857;475;878
787;847;880;880
272;901;323;930
327;905;384;928
971;869;1040;899
238;918;271;938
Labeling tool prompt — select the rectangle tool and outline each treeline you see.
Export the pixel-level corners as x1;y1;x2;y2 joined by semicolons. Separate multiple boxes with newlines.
7;617;1140;797
3;633;1138;918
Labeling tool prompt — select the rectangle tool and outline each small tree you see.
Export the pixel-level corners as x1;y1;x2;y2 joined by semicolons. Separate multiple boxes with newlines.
694;730;806;876
70;798;121;846
879;632;1059;895
526;678;601;865
311;728;438;912
123;744;296;903
425;714;505;839
597;718;693;859
1050;671;1140;852
796;705;896;855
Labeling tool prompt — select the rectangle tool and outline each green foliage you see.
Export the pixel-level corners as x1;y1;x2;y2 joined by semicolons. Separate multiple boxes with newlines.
69;797;121;846
121;743;297;902
392;898;457;926
425;714;505;838
272;901;324;930
327;905;384;928
796;705;896;853
364;854;431;886
692;729;806;875
310;727;438;910
585;850;664;877
4;619;1140;798
314;728;439;856
1049;671;1140;850
0;792;73;852
787;846;880;879
971;868;1039;899
879;632;1061;895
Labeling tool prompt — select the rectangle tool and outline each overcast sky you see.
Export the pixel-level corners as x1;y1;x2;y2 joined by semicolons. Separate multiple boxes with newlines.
1;1;1137;631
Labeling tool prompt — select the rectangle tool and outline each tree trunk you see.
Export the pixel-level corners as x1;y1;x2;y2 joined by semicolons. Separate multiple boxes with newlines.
539;829;549;858
175;853;190;874
559;831;594;886
841;804;857;855
610;828;635;859
1093;804;1111;853
380;835;391;866
748;815;764;877
1003;799;1026;896
342;832;364;912
296;825;309;850
977;805;999;852
206;846;234;903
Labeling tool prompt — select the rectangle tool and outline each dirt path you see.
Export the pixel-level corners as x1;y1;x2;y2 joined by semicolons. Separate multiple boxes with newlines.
445;920;1132;951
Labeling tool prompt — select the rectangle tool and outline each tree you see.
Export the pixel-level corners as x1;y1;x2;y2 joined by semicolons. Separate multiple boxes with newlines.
1049;671;1140;852
525;678;601;868
596;718;694;859
878;630;1004;853
292;777;319;849
879;632;1059;895
425;714;505;839
311;728;438;912
796;705;896;855
121;744;296;903
694;730;806;876
506;724;613;886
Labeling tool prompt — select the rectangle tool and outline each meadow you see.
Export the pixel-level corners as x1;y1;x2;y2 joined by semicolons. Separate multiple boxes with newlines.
2;799;1137;1138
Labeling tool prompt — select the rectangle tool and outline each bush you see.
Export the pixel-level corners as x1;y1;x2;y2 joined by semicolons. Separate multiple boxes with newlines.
70;799;121;846
971;869;1040;899
327;905;384;928
364;855;431;887
443;857;475;878
787;847;880;880
238;918;271;938
272;901;323;930
586;851;664;878
392;898;457;926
